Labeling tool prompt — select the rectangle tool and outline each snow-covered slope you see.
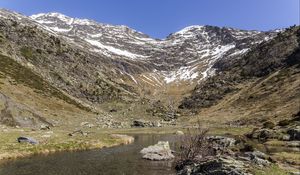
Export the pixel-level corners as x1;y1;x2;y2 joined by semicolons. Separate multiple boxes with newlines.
0;9;278;98
30;12;277;90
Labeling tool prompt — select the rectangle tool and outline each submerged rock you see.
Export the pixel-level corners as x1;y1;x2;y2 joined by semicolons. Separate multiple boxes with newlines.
140;141;174;160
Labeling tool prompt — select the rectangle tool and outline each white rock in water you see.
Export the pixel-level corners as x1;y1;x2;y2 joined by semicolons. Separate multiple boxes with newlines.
140;141;174;160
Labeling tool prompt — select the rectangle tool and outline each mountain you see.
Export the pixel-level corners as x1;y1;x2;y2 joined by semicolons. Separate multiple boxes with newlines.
29;12;277;97
1;9;296;128
179;25;300;125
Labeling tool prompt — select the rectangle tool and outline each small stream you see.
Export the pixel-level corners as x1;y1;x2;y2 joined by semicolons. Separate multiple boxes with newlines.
0;134;179;175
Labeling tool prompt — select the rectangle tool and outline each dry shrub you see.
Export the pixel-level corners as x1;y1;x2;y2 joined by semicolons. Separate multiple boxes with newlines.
176;122;214;168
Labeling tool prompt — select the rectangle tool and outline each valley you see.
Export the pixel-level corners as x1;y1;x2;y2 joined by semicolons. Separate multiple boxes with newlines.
0;8;299;175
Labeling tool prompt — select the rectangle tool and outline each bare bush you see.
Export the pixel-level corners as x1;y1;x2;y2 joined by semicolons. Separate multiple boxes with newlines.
176;122;214;166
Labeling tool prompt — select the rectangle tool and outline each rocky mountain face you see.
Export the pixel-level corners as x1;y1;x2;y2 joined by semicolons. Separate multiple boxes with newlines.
29;11;276;96
180;26;300;124
1;9;297;127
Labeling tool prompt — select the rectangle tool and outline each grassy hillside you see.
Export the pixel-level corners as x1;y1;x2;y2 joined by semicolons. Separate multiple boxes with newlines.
179;26;300;124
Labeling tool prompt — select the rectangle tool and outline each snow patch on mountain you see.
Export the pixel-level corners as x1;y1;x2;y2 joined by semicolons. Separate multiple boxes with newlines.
85;38;148;59
164;66;199;83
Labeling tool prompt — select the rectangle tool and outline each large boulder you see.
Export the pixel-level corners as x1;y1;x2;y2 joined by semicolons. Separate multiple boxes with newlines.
140;141;174;160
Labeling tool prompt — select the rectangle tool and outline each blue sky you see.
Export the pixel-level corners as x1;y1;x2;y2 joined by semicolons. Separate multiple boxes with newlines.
0;0;299;38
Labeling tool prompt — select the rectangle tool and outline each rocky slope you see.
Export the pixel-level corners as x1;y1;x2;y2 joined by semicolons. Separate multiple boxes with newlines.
180;26;300;124
29;11;276;98
0;8;295;127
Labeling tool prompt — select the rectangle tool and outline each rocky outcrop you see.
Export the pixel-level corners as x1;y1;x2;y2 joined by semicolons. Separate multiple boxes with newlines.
175;134;274;175
140;141;175;160
177;156;250;175
176;149;272;175
246;114;300;142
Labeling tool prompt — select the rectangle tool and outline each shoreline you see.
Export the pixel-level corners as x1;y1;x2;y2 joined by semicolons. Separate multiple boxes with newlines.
0;126;251;163
0;130;134;163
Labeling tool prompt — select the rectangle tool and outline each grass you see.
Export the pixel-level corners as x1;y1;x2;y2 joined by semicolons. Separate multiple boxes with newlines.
272;152;300;165
0;127;130;161
0;54;91;112
20;47;36;61
0;124;253;161
264;140;286;147
253;165;289;175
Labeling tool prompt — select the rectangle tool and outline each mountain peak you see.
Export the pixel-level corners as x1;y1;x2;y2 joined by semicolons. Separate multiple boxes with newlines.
175;25;205;35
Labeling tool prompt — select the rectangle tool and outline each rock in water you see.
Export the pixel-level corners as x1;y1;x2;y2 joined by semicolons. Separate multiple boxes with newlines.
140;141;174;160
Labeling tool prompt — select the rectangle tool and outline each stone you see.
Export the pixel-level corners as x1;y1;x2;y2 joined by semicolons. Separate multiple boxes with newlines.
140;141;175;160
207;136;236;147
109;109;117;112
281;134;291;141
250;151;267;159
153;121;162;127
287;127;300;141
175;130;184;135
251;129;275;141
40;124;50;130
131;120;150;127
17;137;38;145
87;124;94;128
41;134;51;138
244;151;270;167
80;122;89;126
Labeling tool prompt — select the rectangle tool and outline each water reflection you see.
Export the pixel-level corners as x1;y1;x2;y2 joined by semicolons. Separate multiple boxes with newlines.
0;134;179;175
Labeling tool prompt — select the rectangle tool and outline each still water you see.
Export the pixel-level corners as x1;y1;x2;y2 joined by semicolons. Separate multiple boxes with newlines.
0;134;179;175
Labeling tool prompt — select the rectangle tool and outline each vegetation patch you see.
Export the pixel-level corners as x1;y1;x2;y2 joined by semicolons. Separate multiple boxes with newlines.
0;54;90;111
